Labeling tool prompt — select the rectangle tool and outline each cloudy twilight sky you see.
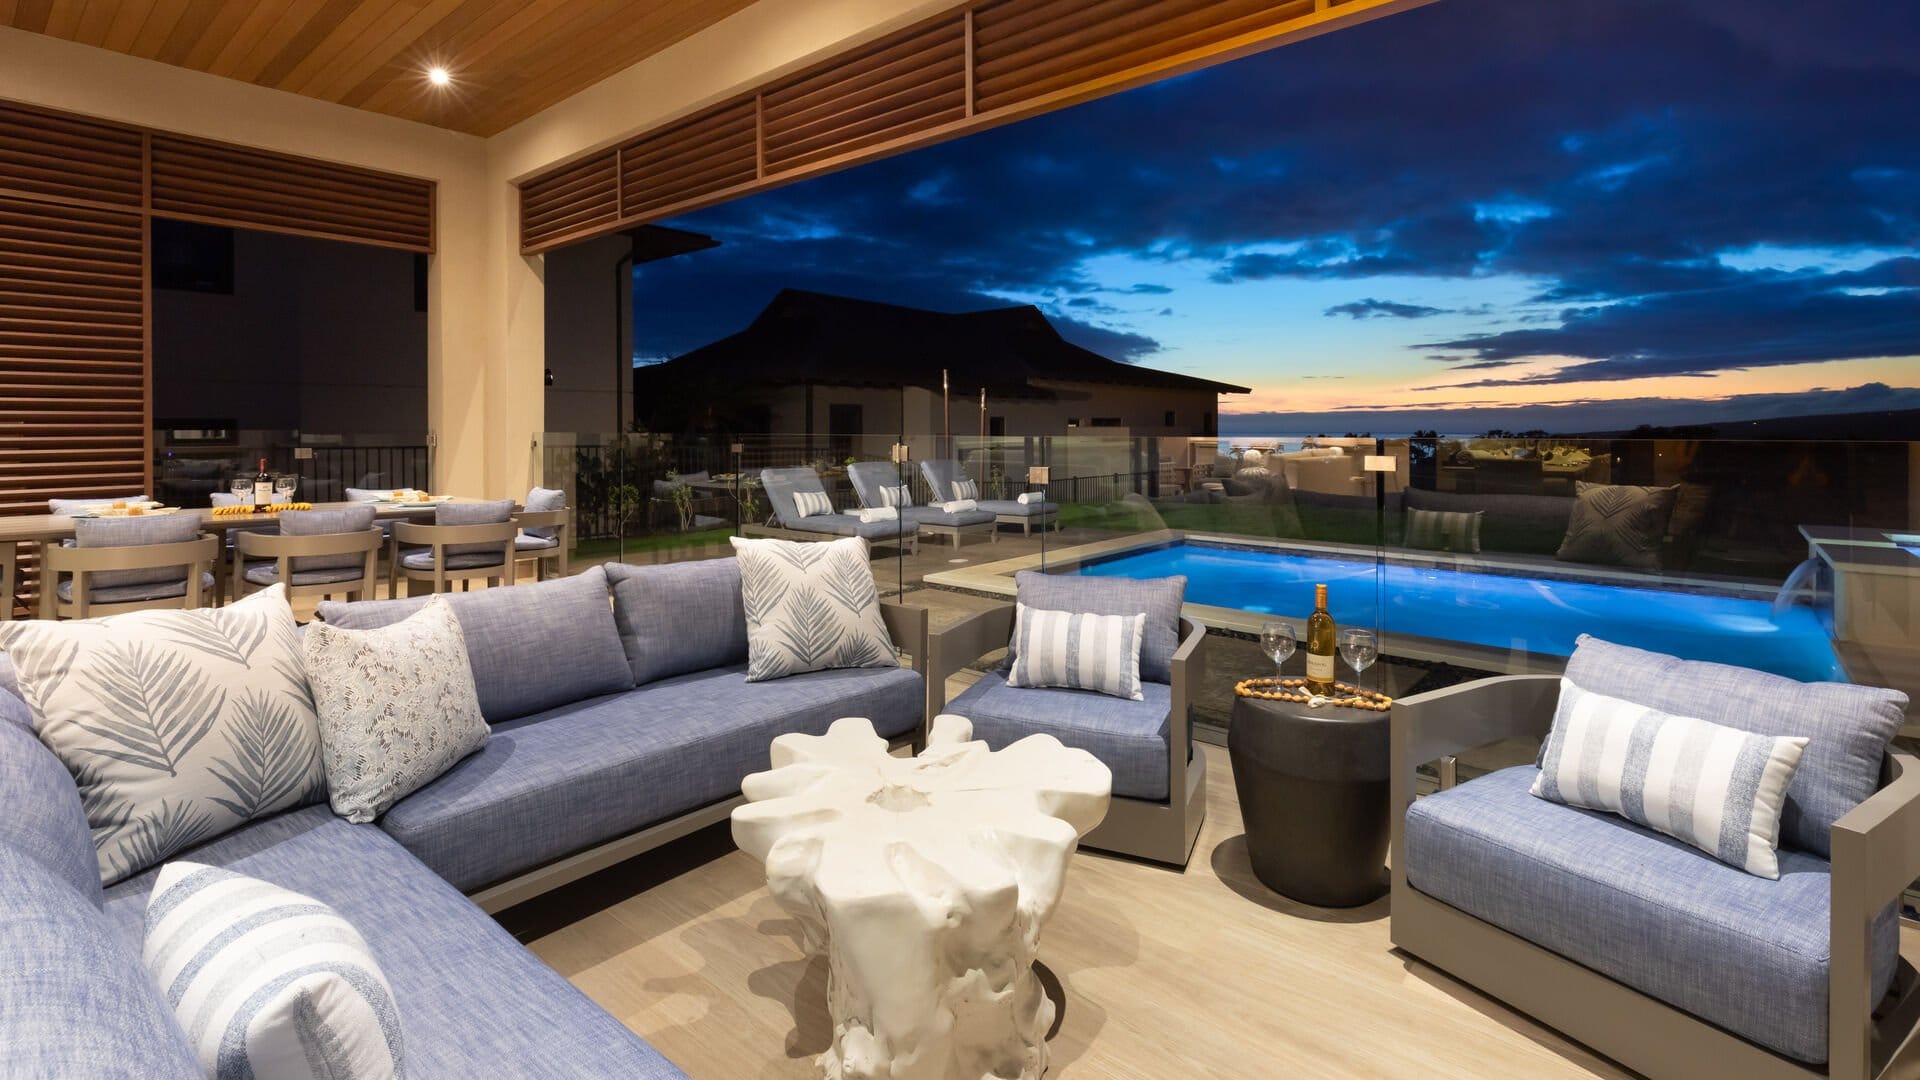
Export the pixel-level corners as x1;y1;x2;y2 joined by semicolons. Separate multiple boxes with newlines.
635;0;1920;433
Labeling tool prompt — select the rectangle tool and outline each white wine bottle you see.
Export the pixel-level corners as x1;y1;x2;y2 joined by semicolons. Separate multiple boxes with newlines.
1305;582;1337;695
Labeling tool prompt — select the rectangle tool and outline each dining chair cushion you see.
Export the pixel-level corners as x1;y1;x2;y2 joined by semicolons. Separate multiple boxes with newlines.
49;495;148;515
731;536;897;682
514;533;560;551
604;559;748;686
71;513;206;588
303;597;489;823
243;563;366;588
437;499;515;556
399;550;505;572
315;566;632;724
0;585;326;886
522;487;566;539
57;573;217;606
1011;570;1186;684
279;505;378;572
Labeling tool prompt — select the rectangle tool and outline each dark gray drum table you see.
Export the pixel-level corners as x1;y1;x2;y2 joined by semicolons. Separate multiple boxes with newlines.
1228;693;1390;907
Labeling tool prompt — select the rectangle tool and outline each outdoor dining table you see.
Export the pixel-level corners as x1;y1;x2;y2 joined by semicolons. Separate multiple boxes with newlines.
0;498;501;620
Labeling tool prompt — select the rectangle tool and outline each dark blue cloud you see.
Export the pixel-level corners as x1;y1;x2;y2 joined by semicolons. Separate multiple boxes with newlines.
1326;299;1450;320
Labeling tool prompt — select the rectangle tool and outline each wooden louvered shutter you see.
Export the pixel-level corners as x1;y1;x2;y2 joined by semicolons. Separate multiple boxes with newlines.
760;19;968;176
521;150;619;253
149;134;434;253
619;101;757;224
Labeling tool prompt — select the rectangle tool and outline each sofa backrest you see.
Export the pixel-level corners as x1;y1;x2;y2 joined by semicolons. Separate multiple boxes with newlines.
1011;570;1186;684
0;845;201;1078
604;559;749;686
0;699;102;906
1563;635;1909;857
315;565;632;722
760;467;830;527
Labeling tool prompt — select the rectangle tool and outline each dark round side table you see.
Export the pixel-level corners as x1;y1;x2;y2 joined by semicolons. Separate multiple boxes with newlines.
1228;693;1390;907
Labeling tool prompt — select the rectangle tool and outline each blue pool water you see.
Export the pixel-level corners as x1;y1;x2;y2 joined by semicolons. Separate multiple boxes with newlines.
1078;542;1844;682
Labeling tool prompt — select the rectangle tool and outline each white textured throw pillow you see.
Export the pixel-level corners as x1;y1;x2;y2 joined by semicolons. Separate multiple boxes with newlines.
302;597;488;823
144;862;405;1079
1007;604;1146;701
730;536;898;682
0;585;325;885
1531;679;1808;878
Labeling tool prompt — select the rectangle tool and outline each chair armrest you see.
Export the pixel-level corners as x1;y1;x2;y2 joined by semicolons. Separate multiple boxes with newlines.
1829;751;1920;1078
1391;674;1560;776
878;601;927;676
1168;616;1206;801
926;603;1015;713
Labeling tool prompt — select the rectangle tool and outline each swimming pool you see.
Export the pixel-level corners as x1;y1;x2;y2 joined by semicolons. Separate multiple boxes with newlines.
1077;542;1843;682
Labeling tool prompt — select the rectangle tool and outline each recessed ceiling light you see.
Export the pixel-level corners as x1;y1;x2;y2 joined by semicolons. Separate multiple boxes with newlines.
427;66;451;87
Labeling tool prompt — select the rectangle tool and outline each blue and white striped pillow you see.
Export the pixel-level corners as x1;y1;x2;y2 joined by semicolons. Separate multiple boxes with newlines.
144;862;406;1079
950;478;979;501
792;490;833;518
1007;604;1145;701
1531;679;1808;878
878;484;911;509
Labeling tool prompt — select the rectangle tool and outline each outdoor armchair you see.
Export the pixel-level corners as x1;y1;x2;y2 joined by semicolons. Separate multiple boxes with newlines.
232;526;383;604
41;531;219;620
390;518;517;596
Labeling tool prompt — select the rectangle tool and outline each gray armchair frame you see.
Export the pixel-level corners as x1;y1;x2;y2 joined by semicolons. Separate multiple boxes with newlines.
233;527;383;604
390;520;518;596
511;509;570;582
1390;675;1920;1079
928;602;1206;865
41;533;220;620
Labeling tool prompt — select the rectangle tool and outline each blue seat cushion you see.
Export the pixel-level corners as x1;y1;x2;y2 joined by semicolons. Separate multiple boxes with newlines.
605;559;747;685
947;675;1170;800
0;706;101;904
317;566;632;723
782;514;919;540
1404;766;1899;1064
243;561;366;587
56;571;215;605
400;549;507;571
380;663;923;891
977;499;1057;516
99;807;685;1080
903;506;996;527
0;846;201;1078
514;533;559;551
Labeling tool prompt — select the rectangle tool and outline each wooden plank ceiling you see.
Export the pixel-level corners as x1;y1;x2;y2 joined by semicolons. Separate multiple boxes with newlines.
0;0;762;136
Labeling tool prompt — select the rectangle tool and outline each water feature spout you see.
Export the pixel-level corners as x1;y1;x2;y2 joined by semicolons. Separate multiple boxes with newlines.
1772;557;1822;619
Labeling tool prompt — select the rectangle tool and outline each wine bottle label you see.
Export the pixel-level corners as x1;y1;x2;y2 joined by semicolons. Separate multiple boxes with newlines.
1307;652;1335;681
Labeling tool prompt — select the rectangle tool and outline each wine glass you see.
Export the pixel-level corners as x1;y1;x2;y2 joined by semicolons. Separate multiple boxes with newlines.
273;474;298;502
1340;629;1379;687
229;478;251;502
1259;621;1296;676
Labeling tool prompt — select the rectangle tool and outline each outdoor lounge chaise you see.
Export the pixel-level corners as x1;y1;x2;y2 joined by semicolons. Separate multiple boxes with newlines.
757;466;919;554
1390;638;1918;1079
920;458;1060;535
846;460;998;549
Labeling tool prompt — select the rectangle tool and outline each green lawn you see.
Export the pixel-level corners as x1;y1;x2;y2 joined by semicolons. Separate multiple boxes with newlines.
571;527;735;561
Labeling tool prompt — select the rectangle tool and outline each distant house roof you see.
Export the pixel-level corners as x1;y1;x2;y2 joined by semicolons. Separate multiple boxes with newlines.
632;289;1250;399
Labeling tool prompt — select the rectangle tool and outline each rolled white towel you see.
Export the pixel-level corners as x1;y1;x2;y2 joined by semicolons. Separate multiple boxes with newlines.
1016;491;1044;505
857;506;899;523
941;499;978;514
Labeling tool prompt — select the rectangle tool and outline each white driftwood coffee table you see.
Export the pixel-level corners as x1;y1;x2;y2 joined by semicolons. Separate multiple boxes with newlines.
732;714;1113;1080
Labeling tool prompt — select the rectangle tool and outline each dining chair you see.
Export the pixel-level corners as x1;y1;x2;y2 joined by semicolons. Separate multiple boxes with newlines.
232;507;383;604
390;500;518;596
41;521;220;620
513;509;570;582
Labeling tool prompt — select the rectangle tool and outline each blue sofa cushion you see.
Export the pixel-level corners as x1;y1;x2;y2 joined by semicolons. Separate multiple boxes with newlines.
0;701;101;905
380;663;923;891
99;807;685;1079
605;559;748;685
1012;570;1185;684
316;566;632;723
1564;635;1907;856
0;846;201;1078
946;675;1170;800
1405;766;1899;1064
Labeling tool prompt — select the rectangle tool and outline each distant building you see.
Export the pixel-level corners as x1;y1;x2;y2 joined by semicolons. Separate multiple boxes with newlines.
631;289;1248;454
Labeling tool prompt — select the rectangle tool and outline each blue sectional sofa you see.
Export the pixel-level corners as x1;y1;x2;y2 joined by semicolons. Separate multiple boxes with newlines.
0;558;928;1075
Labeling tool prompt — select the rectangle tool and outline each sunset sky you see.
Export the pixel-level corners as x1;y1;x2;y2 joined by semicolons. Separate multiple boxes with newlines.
636;0;1920;433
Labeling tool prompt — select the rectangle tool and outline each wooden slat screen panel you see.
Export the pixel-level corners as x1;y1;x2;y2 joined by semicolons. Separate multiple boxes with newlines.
0;194;147;517
619;101;757;223
760;18;968;176
0;100;145;210
522;149;620;252
150;134;435;252
972;0;1317;111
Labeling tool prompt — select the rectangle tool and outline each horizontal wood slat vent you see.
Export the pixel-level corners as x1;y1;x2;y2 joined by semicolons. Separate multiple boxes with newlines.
522;150;620;252
619;100;758;223
150;135;435;252
0;101;145;210
972;0;1315;111
0;194;147;519
761;18;968;175
517;0;1420;252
